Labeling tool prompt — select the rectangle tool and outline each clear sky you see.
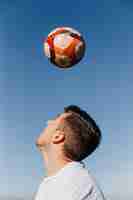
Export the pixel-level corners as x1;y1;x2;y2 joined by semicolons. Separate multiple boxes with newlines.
0;0;133;199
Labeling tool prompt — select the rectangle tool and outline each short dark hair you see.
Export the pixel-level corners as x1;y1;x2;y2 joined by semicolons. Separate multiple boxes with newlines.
62;105;102;161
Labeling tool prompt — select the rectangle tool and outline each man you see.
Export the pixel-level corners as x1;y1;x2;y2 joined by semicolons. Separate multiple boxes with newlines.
35;105;105;200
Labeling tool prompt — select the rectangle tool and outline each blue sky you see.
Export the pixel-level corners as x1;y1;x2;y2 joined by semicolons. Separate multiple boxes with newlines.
0;0;133;199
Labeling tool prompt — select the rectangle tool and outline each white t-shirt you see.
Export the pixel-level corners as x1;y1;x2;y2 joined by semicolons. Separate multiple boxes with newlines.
35;161;105;200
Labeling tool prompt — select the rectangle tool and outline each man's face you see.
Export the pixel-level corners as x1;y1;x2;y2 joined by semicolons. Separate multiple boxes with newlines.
36;113;66;151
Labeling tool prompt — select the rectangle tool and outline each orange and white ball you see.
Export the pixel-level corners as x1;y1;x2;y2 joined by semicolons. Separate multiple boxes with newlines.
44;27;86;69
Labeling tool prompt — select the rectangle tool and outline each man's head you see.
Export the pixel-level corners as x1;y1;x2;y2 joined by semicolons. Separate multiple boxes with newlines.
36;105;102;161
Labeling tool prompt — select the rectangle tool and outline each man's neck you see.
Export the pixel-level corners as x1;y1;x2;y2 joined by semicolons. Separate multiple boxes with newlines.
43;153;73;177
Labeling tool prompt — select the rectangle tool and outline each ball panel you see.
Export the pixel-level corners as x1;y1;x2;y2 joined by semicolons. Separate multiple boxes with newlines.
54;54;72;68
54;33;74;50
44;42;51;58
63;27;81;37
64;37;80;57
48;27;68;38
75;41;85;61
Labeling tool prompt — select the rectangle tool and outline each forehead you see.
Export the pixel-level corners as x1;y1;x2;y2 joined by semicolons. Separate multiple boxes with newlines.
54;112;69;123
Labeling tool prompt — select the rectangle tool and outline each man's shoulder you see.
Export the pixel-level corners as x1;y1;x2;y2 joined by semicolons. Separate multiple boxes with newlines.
62;166;105;199
61;165;95;191
72;167;94;184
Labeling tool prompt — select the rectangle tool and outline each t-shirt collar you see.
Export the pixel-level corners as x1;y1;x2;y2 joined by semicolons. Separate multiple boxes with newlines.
43;161;85;183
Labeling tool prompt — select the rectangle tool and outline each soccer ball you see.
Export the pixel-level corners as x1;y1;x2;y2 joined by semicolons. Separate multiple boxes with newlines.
44;27;86;69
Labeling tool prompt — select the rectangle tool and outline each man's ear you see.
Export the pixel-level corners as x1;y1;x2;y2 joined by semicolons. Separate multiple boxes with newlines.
52;130;65;144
